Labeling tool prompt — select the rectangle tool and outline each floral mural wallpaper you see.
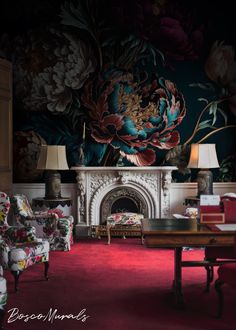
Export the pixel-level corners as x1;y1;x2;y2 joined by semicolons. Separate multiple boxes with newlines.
0;0;236;183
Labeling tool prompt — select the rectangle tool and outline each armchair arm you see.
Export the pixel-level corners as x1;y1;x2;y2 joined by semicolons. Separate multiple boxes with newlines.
57;218;71;237
3;226;38;243
0;265;3;277
0;239;10;269
0;270;7;308
28;211;59;220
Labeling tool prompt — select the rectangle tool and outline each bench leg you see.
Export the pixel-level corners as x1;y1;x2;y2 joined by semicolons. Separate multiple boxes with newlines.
107;224;111;245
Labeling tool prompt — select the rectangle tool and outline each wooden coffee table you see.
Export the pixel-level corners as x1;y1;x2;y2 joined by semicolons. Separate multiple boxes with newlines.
141;218;236;309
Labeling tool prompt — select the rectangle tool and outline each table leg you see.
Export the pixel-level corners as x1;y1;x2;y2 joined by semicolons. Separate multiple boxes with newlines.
172;247;185;309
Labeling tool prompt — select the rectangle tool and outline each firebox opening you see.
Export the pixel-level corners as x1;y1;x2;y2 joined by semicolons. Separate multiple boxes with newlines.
100;187;148;224
111;197;139;214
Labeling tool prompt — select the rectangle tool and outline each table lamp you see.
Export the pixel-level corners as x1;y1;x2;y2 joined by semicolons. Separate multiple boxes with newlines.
37;145;69;199
187;144;219;196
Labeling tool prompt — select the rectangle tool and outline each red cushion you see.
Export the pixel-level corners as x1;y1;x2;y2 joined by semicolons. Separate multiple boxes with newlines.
218;263;236;287
205;247;236;259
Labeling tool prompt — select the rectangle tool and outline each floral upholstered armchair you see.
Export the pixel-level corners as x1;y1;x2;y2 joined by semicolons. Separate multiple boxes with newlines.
0;192;50;292
0;265;7;330
11;194;73;251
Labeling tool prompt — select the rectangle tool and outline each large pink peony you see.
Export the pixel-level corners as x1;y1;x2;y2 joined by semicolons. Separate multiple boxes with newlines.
82;69;186;166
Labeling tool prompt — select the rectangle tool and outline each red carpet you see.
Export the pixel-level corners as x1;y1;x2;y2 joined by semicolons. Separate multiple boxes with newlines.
4;238;235;330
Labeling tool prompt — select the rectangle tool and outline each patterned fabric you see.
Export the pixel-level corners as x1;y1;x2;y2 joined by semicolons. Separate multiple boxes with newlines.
11;194;74;251
0;192;11;226
0;192;50;293
3;226;38;243
0;266;7;310
185;207;198;218
11;194;34;218
0;238;49;272
107;212;144;226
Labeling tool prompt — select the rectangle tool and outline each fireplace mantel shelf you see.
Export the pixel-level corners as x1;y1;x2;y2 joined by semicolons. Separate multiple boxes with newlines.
71;166;177;171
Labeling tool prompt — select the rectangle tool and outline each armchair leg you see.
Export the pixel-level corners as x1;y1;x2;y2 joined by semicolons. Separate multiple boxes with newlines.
44;261;49;280
11;270;22;293
215;279;224;318
0;308;5;330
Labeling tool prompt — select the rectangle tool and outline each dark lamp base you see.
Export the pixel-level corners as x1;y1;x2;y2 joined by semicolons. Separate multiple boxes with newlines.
197;169;213;197
45;170;62;199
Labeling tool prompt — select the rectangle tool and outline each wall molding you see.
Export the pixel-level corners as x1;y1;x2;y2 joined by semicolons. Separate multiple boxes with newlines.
13;181;236;231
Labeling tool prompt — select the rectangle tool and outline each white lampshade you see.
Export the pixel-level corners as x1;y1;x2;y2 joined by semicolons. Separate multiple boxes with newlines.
37;145;69;170
187;144;219;169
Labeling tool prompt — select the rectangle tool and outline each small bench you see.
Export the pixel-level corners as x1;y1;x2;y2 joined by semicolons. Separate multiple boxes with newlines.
106;212;144;244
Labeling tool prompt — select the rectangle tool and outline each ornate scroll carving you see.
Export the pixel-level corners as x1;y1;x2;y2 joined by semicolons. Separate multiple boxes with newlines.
72;167;176;226
89;171;158;224
161;171;172;217
76;170;86;221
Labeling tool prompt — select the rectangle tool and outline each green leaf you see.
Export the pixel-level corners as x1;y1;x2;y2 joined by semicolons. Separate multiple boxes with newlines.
198;119;214;130
217;108;228;125
189;82;216;91
209;102;218;115
197;98;209;104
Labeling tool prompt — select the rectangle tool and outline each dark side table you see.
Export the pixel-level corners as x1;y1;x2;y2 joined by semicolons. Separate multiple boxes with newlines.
32;197;72;217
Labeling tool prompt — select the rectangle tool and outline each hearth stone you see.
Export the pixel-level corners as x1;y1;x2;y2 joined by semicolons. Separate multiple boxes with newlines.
71;166;177;237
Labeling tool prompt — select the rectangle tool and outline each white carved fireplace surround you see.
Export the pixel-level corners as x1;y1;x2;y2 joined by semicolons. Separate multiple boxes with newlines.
72;167;177;235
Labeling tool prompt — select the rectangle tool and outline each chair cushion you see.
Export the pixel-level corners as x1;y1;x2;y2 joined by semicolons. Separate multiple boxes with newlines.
107;212;144;225
8;240;49;271
218;263;236;287
205;247;236;259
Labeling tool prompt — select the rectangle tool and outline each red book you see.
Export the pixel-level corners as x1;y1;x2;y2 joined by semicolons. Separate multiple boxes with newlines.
200;205;223;214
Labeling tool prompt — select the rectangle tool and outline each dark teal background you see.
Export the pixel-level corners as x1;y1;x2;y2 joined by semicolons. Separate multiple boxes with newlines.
0;0;235;182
